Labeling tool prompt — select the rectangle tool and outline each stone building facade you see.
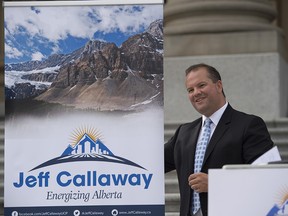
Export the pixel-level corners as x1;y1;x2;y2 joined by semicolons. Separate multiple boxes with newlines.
164;0;288;122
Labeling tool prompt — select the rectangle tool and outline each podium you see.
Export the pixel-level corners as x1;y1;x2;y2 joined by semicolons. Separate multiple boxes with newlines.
208;164;288;216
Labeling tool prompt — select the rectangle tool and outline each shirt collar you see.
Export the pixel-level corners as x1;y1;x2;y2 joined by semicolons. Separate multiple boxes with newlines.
202;101;228;126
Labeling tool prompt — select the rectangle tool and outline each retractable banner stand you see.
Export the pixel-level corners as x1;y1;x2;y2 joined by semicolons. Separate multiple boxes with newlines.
4;1;164;215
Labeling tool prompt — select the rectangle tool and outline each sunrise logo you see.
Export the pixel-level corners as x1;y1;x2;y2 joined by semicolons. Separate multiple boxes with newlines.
267;189;288;216
30;126;145;171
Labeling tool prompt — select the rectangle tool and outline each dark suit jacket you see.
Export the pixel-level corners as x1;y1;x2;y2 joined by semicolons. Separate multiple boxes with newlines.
164;104;274;216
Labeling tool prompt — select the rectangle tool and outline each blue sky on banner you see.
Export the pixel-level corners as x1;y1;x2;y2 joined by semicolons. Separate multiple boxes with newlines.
4;5;163;64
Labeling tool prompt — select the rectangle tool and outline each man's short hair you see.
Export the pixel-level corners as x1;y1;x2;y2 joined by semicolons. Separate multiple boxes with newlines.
185;63;222;83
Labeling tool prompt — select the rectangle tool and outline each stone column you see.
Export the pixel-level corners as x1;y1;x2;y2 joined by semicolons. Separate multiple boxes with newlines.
164;0;285;57
163;0;288;122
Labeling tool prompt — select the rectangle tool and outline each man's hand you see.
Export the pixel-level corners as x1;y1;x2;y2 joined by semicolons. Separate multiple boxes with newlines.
188;172;208;193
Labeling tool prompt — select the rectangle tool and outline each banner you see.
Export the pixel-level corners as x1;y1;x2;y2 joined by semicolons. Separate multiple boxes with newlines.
4;1;164;215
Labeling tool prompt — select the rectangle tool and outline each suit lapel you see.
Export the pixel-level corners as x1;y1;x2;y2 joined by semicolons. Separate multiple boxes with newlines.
202;104;233;166
187;119;202;173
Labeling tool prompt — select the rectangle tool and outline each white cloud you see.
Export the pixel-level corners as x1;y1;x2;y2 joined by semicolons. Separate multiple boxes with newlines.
94;5;163;34
31;51;45;61
4;4;162;63
5;43;23;59
5;5;163;42
51;44;60;54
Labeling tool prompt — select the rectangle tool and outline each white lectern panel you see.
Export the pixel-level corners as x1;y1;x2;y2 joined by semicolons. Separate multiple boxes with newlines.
209;165;288;216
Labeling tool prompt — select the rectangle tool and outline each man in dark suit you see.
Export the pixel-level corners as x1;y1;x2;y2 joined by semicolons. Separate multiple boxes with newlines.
164;63;274;216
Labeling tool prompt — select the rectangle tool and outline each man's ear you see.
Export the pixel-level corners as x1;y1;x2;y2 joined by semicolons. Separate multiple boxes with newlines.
216;80;223;93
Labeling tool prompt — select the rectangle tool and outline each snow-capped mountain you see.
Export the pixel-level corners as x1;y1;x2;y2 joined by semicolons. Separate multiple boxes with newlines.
5;19;163;111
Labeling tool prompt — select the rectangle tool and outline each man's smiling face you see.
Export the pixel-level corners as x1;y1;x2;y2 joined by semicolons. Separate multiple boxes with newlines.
185;67;225;117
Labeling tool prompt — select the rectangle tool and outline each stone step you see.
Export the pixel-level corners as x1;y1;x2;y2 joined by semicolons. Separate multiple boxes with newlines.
0;198;3;216
165;170;177;178
279;152;288;161
275;140;288;150
165;212;179;216
0;145;3;158
165;170;180;213
165;178;179;193
0;170;3;183
165;193;180;212
269;129;288;139
266;119;288;128
0;183;3;197
0;158;3;169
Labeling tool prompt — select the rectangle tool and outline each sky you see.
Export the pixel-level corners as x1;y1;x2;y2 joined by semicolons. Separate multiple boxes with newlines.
4;4;163;64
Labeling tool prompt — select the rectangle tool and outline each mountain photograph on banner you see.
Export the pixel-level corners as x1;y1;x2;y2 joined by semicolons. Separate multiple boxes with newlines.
5;5;163;115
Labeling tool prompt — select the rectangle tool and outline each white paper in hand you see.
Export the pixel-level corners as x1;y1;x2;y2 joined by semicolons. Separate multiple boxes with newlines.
252;146;282;165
